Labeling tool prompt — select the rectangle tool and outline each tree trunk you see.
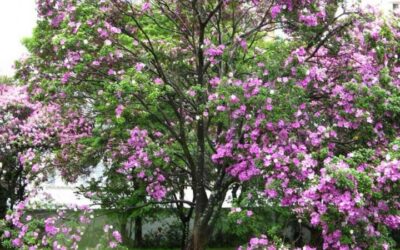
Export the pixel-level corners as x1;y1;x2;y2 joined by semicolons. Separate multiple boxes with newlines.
120;215;135;248
185;223;210;250
120;219;129;245
180;219;189;250
184;187;228;250
134;216;143;247
0;188;7;219
184;194;211;250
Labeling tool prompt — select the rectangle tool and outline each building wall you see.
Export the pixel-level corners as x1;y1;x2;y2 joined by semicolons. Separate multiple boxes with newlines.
40;164;103;206
345;0;400;14
360;0;399;13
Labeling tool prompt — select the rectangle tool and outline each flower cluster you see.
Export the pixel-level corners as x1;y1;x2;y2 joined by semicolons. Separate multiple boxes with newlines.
2;197;91;250
117;127;168;201
210;9;400;249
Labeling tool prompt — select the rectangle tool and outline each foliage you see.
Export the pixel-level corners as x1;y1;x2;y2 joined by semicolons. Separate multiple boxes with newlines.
0;76;14;84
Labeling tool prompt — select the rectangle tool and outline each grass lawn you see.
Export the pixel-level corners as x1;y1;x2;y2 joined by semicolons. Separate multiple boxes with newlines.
130;248;234;250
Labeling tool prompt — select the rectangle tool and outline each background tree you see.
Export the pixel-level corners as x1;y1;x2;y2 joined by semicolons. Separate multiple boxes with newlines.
0;76;13;84
0;83;92;219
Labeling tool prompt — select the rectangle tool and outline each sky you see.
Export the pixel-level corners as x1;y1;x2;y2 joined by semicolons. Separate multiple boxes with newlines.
0;0;37;76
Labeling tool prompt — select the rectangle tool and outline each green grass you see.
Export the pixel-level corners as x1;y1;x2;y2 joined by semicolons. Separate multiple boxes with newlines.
129;248;234;250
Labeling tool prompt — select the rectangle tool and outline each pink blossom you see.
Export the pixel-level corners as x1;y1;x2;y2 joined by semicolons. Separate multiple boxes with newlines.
142;2;151;12
210;77;221;87
230;95;239;103
270;5;281;19
112;231;122;243
154;78;163;85
216;105;226;112
115;104;124;118
135;62;145;72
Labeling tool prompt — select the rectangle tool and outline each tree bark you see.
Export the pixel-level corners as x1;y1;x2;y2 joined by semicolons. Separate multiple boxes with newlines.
119;214;135;248
184;185;229;250
134;216;143;247
0;187;7;219
180;220;188;250
185;223;210;250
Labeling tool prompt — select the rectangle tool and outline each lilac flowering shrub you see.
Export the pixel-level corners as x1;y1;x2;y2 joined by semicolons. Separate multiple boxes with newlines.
0;196;126;250
231;10;400;250
1;197;91;249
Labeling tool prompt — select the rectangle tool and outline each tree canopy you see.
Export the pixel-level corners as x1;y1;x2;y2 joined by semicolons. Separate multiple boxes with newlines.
1;0;400;249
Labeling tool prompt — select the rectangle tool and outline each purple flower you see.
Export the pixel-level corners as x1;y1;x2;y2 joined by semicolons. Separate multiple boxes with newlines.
210;77;221;87
230;95;239;104
51;13;65;27
299;14;318;27
205;45;225;57
154;78;163;85
61;72;72;84
12;238;22;247
31;164;40;173
270;5;281;19
109;241;117;248
3;231;11;238
115;104;124;118
112;230;122;243
135;63;145;72
216;105;226;112
142;2;151;12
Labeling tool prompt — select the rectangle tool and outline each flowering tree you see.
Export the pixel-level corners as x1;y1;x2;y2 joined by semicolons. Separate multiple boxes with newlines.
0;84;91;213
14;0;400;249
0;83;106;248
0;83;81;218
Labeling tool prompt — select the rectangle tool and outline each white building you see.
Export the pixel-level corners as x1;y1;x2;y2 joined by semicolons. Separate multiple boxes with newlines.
40;165;103;206
359;0;399;13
